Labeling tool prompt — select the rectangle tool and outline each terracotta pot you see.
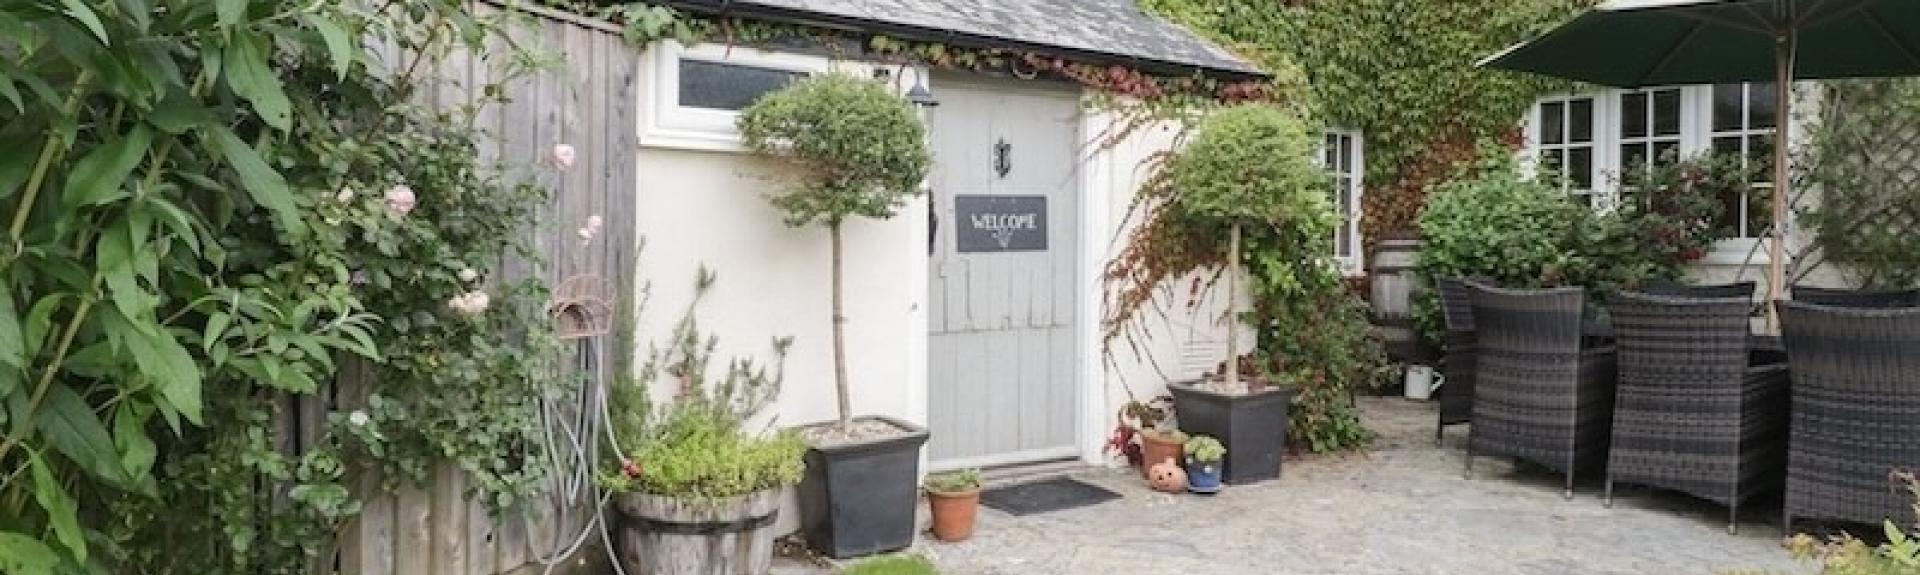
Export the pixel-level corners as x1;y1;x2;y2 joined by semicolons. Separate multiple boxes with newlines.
926;488;980;542
1139;432;1186;478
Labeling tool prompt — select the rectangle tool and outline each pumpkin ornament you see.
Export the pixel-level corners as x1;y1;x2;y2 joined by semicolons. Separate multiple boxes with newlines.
1147;458;1188;493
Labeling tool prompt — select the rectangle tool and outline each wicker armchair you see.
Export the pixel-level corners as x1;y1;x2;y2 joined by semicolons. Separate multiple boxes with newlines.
1779;301;1920;531
1792;286;1920;308
1604;292;1788;534
1435;278;1477;443
1465;284;1618;499
1639;280;1757;300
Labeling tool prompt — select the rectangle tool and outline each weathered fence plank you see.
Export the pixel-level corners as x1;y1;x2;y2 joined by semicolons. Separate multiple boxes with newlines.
315;2;639;574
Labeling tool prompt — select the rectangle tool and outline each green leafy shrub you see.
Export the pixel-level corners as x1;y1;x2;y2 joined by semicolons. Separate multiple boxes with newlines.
604;270;804;499
1184;435;1226;463
1412;155;1733;343
738;73;930;430
924;469;982;494
1803;79;1920;289
1170;105;1334;388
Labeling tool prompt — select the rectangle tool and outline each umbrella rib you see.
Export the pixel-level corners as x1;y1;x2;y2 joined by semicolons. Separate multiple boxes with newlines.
1797;0;1877;28
1634;21;1707;87
1862;10;1920;69
1672;5;1776;35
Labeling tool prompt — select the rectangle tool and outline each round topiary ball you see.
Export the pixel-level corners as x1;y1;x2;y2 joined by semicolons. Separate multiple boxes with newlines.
1171;104;1334;239
737;73;931;227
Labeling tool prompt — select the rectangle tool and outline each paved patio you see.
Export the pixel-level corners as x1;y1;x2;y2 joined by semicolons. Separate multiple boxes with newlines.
789;396;1815;574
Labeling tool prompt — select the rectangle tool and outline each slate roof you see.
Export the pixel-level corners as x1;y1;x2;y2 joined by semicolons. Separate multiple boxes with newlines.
663;0;1264;78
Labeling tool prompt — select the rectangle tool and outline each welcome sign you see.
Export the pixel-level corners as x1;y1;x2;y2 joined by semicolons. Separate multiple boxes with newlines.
954;195;1048;253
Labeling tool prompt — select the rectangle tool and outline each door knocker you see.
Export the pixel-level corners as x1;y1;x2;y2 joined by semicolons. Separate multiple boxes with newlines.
993;138;1012;178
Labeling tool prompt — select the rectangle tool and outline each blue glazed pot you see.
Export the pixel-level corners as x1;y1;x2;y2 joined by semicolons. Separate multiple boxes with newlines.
1186;458;1223;494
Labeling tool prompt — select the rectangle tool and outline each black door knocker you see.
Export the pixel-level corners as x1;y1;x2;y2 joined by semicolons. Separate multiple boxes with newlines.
993;138;1012;178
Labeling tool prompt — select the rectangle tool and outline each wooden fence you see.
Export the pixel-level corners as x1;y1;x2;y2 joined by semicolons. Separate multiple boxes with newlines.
307;4;641;575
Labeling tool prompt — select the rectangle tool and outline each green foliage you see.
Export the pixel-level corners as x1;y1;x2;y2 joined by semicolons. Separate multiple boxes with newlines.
604;270;804;499
1172;105;1333;233
1803;79;1920;289
924;469;982;494
1412;155;1735;343
1183;435;1225;463
738;73;932;227
1248;270;1386;453
1142;0;1590;237
0;1;552;573
843;554;940;575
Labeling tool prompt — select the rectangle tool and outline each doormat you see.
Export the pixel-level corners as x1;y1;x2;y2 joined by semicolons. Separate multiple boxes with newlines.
978;477;1120;516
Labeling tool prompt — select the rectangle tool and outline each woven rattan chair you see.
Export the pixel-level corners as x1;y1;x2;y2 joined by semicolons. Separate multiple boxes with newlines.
1464;284;1618;499
1639;280;1757;300
1778;301;1920;531
1604;291;1788;534
1792;286;1920;309
1435;278;1477;443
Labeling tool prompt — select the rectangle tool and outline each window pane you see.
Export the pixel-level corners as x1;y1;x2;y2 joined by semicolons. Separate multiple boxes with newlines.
1653;89;1681;135
1568;147;1593;190
1749;135;1775;183
1749;82;1778;128
1541;102;1565;144
1541;149;1564;178
1621;92;1648;138
1621;143;1648;183
1569;99;1594;143
1713;84;1745;132
1748;185;1774;236
1324;135;1338;167
1716;186;1744;237
678;59;804;111
1652;141;1680;170
1339;137;1354;172
1712;136;1744;160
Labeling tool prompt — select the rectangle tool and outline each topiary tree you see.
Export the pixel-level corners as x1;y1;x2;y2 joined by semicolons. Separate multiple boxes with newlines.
738;73;931;430
1169;104;1335;389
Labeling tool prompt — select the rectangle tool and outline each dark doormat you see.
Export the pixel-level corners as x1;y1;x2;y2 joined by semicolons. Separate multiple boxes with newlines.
979;477;1120;516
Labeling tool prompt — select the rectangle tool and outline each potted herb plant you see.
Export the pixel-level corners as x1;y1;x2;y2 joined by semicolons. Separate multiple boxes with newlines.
1163;104;1335;484
738;72;934;558
1184;435;1226;494
923;469;983;543
604;272;804;575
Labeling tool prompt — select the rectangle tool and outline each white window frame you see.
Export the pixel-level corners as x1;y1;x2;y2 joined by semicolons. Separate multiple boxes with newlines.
1523;83;1788;263
1531;94;1602;208
639;41;832;152
1321;128;1365;276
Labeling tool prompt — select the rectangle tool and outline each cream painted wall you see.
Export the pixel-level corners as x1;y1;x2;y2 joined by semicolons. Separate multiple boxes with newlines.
631;147;929;433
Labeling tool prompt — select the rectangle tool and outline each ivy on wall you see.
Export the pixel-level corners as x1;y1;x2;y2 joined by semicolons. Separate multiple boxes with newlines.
1142;0;1590;245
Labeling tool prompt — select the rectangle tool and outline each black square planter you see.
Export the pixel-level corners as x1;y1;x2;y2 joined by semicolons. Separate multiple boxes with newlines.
1167;382;1293;484
796;416;930;559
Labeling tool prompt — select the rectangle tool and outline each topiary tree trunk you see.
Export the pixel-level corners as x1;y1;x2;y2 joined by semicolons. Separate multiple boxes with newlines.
1225;223;1243;387
830;220;852;430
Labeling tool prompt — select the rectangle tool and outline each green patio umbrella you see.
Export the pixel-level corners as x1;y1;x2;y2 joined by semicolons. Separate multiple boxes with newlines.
1479;0;1920;331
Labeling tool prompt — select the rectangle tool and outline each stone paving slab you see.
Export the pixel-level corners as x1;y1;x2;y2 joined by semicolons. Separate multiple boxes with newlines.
779;397;1814;575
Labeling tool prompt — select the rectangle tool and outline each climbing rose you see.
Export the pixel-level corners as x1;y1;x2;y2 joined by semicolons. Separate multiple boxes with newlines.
458;268;479;283
621;459;644;479
448;291;491;316
336;187;356;203
384;185;417;217
551;144;577;170
348;410;370;427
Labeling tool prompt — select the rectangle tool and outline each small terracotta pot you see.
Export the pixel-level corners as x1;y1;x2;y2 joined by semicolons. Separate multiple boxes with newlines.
1139;432;1186;478
926;488;980;542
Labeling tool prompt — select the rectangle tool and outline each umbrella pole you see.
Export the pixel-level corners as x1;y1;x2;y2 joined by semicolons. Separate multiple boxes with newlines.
1767;29;1795;335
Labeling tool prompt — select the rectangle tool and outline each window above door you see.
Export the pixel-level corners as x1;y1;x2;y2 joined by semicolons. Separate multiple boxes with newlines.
640;41;830;152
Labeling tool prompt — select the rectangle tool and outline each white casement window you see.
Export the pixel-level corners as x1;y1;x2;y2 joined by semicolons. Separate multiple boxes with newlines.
1524;82;1784;257
639;41;830;152
1534;95;1599;207
1707;82;1779;240
1322;129;1365;275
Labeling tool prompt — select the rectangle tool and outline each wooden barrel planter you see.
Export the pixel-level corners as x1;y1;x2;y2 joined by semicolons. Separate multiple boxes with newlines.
614;489;781;575
1369;235;1422;363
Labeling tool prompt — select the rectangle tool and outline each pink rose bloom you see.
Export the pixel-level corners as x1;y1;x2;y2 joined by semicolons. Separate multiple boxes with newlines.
551;144;577;170
385;185;417;217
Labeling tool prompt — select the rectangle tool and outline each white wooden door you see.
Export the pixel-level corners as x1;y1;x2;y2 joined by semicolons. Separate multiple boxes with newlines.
926;75;1081;468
